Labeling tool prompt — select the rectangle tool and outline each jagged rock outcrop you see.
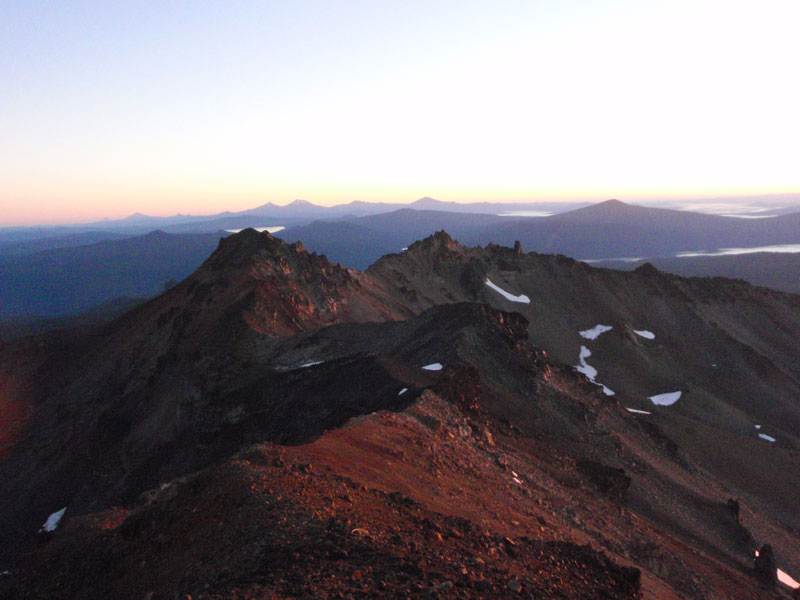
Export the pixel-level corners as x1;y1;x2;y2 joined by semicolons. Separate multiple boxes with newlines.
754;544;777;585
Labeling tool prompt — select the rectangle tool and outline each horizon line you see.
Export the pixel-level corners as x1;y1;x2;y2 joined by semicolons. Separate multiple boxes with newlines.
4;191;800;228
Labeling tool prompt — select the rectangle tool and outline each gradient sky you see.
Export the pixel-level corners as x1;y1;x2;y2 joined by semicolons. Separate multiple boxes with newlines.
2;0;799;225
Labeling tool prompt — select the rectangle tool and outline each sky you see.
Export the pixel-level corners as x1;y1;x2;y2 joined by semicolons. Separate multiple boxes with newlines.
2;0;800;225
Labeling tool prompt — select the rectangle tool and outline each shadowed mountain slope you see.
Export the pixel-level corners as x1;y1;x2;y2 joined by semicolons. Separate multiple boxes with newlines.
0;230;410;561
367;233;800;564
1;229;799;599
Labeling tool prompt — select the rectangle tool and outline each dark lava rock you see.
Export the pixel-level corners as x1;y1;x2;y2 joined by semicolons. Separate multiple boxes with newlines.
726;498;740;523
577;459;631;503
753;544;777;585
634;262;660;276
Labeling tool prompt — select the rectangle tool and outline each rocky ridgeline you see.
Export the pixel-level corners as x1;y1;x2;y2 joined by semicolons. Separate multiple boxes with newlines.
0;229;798;599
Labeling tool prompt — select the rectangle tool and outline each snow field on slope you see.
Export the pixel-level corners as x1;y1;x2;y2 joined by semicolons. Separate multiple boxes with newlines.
575;346;614;396
484;278;530;304
579;324;613;340
40;507;67;533
649;391;681;406
779;569;800;589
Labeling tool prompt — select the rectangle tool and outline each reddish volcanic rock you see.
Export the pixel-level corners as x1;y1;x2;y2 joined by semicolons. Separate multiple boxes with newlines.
1;231;799;600
167;228;413;337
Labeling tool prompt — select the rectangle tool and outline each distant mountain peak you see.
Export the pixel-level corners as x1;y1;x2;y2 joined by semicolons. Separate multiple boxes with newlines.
587;199;633;211
552;198;648;223
288;199;315;207
121;212;152;222
410;197;443;206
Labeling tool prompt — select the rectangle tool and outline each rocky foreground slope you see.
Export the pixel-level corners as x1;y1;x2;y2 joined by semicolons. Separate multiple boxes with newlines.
1;229;799;599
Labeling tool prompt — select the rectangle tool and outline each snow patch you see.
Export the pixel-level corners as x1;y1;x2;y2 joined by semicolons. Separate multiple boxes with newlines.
579;324;613;340
758;433;776;442
597;383;615;396
40;507;67;533
778;568;800;589
754;424;761;429
575;346;614;396
398;388;408;396
634;329;655;340
301;361;323;368
484;278;530;304
626;408;652;415
225;226;285;234
649;391;682;406
422;363;443;371
576;346;597;380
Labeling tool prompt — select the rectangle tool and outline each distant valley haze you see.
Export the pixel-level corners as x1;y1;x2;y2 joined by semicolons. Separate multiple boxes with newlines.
3;197;800;323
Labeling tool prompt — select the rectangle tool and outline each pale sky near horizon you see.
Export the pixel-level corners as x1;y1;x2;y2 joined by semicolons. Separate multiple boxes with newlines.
2;0;799;225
